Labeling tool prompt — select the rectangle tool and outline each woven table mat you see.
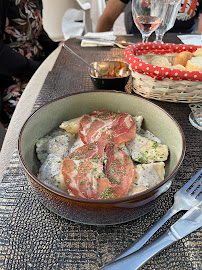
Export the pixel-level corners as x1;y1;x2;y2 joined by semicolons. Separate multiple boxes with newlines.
0;36;201;270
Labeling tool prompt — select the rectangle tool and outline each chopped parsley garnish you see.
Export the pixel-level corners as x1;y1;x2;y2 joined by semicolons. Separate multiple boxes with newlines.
152;141;158;149
99;187;114;199
90;167;98;175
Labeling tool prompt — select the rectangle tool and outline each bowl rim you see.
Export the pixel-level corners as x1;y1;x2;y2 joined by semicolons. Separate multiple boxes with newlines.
17;90;186;204
89;60;130;79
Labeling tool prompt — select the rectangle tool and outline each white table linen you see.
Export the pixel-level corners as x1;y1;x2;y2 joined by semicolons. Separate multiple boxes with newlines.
177;34;202;46
80;31;116;47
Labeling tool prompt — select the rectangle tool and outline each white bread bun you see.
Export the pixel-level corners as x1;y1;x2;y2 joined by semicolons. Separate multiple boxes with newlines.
151;56;172;68
193;48;202;57
171;64;186;71
186;56;202;71
173;51;193;67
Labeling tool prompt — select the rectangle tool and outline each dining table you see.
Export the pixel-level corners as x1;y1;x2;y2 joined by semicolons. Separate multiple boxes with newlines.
0;33;201;270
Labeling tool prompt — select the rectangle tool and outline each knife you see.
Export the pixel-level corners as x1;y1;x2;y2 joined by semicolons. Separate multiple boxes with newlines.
100;201;202;270
76;36;134;46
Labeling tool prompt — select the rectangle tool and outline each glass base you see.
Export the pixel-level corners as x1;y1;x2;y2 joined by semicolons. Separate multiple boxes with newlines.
154;40;164;44
189;112;202;131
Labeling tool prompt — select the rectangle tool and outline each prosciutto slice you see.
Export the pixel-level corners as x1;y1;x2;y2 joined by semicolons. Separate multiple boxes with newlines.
62;142;112;199
105;143;135;198
61;141;134;199
79;110;136;145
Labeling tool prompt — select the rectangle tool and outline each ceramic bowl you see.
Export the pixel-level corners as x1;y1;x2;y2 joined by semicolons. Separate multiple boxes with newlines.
90;61;130;91
18;91;185;225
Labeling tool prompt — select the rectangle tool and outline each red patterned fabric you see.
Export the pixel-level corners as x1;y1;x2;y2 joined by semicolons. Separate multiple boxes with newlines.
124;42;202;81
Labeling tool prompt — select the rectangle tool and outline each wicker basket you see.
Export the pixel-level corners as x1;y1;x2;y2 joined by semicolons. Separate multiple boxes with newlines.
124;43;202;103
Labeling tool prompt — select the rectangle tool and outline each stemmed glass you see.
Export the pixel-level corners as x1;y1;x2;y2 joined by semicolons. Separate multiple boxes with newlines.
132;0;168;43
189;103;202;131
154;0;181;43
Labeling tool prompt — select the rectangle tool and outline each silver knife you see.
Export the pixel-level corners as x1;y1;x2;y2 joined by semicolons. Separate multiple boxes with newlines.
76;36;134;46
100;201;202;270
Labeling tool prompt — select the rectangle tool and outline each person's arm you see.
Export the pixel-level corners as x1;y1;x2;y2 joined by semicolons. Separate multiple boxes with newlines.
96;0;126;32
0;40;41;78
0;0;41;79
38;28;59;57
197;13;202;34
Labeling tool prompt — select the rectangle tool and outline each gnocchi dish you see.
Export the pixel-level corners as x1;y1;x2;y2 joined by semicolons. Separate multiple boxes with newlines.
36;110;169;199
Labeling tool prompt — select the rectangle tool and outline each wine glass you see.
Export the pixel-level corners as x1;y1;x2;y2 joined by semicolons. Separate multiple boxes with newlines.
154;0;181;43
132;0;168;43
189;103;202;131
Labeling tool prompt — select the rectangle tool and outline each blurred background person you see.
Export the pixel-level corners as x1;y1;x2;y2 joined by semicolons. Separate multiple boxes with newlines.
0;0;60;128
96;0;202;34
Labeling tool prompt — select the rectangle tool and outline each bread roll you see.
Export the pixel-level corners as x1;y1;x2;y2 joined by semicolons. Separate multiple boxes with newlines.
173;51;193;67
193;48;202;57
186;56;202;71
151;56;172;68
172;64;186;71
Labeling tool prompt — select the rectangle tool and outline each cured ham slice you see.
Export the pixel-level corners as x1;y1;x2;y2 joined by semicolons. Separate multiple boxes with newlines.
61;141;134;199
62;141;112;199
105;143;135;198
79;110;136;145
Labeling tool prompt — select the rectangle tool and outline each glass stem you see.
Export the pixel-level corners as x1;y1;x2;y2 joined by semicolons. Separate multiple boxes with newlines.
155;32;165;43
142;34;150;43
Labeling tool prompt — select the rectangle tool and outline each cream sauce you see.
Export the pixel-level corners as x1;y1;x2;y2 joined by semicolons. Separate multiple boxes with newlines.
126;134;168;163
128;162;165;196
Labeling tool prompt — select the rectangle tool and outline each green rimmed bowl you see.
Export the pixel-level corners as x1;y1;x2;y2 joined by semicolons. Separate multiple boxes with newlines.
18;91;185;225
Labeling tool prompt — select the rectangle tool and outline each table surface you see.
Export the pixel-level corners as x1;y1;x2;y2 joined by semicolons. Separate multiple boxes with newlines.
0;33;201;270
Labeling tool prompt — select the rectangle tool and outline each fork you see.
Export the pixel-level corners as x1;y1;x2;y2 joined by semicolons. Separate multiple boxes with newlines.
113;42;131;49
105;169;202;265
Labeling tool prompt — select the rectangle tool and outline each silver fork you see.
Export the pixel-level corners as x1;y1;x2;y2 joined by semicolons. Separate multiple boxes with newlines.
105;169;202;265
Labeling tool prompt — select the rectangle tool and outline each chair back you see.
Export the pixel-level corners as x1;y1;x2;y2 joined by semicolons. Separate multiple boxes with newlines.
42;0;91;41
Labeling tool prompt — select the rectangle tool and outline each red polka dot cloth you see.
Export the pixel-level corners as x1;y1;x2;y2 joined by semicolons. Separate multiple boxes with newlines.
124;43;202;81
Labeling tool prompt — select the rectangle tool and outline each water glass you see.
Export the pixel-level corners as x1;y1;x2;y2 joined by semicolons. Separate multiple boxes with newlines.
155;0;181;43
